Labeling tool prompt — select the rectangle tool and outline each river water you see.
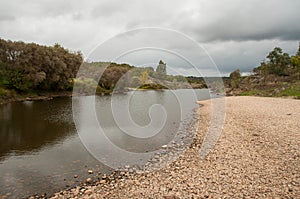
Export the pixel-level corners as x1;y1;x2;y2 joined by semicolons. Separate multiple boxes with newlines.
0;89;211;198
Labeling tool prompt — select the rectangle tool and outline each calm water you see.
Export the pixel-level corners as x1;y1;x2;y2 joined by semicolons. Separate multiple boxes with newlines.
0;89;211;198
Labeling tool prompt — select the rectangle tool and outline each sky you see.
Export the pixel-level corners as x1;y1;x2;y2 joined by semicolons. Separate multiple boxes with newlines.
0;0;300;76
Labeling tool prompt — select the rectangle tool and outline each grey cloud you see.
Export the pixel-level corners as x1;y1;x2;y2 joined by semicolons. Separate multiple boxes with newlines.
0;0;299;76
91;0;125;18
0;15;15;21
177;0;300;42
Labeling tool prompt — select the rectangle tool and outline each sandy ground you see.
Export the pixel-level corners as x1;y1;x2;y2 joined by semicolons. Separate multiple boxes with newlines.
52;96;300;199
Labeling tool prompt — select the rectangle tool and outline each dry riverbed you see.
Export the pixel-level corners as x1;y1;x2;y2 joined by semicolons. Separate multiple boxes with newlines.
50;96;299;199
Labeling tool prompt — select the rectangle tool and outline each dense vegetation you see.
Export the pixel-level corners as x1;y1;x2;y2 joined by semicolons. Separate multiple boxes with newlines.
0;38;83;102
227;43;300;97
0;38;198;103
0;37;299;103
74;61;195;94
0;39;83;92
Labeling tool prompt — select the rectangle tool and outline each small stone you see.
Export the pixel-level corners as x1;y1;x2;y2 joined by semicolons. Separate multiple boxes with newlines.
120;171;125;176
74;188;80;196
100;180;106;184
86;178;92;183
84;189;92;195
74;175;78;178
88;170;93;174
80;188;85;193
162;145;168;149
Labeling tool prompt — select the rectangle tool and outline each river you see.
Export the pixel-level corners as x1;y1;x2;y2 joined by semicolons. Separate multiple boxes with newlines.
0;89;211;198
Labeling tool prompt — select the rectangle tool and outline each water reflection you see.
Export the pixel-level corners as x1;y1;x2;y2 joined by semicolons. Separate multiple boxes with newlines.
0;98;74;161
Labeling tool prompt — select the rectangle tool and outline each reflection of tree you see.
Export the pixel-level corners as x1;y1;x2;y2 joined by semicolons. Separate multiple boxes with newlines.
0;99;75;161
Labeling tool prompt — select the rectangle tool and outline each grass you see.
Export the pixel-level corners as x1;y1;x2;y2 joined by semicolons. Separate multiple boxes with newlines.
276;86;300;97
138;84;167;90
239;81;300;98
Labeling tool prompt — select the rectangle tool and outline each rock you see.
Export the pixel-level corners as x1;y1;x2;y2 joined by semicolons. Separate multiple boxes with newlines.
74;187;80;196
100;180;106;184
84;189;93;195
162;145;168;149
74;175;78;178
120;171;125;176
88;170;93;174
86;178;92;183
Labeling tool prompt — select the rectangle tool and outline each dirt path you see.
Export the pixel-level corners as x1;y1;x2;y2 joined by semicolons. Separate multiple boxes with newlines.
52;96;300;199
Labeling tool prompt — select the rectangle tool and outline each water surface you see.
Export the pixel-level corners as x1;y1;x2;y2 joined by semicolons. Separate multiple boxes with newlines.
0;89;211;198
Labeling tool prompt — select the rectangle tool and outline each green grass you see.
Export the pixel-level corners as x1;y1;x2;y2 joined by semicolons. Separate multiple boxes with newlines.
276;86;300;97
138;84;167;90
239;82;300;98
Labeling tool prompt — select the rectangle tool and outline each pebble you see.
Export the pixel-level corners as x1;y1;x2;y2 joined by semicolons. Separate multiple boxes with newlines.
48;97;300;199
84;189;92;195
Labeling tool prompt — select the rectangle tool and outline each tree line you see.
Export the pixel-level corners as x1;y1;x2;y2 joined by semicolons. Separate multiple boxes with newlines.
227;43;300;97
0;38;196;97
0;38;83;92
253;45;300;78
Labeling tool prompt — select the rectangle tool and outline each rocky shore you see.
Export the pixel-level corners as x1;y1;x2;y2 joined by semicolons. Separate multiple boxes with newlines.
49;96;299;199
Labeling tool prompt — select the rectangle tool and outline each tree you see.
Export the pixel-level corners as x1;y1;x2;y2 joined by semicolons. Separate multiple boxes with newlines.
99;64;131;90
266;47;290;76
0;38;83;91
291;52;300;80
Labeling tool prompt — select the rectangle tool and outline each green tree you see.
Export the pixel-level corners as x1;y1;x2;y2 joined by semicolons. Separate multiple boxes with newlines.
0;38;83;92
266;47;290;76
291;53;300;80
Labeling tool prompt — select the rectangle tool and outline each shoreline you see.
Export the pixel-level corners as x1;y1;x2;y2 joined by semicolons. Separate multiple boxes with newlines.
0;91;74;105
0;87;202;105
47;96;299;198
1;89;299;106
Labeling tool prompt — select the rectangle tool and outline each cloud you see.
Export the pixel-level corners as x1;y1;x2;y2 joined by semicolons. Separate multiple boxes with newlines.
0;0;299;76
174;0;300;42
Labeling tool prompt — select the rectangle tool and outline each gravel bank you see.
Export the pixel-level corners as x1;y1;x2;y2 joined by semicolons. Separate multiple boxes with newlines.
52;96;300;198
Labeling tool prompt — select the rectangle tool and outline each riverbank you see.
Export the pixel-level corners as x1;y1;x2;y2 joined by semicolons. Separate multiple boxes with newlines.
0;87;172;105
48;96;299;198
0;90;74;105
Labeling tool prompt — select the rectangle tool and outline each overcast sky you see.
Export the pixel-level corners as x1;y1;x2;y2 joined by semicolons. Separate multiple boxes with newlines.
1;0;299;76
